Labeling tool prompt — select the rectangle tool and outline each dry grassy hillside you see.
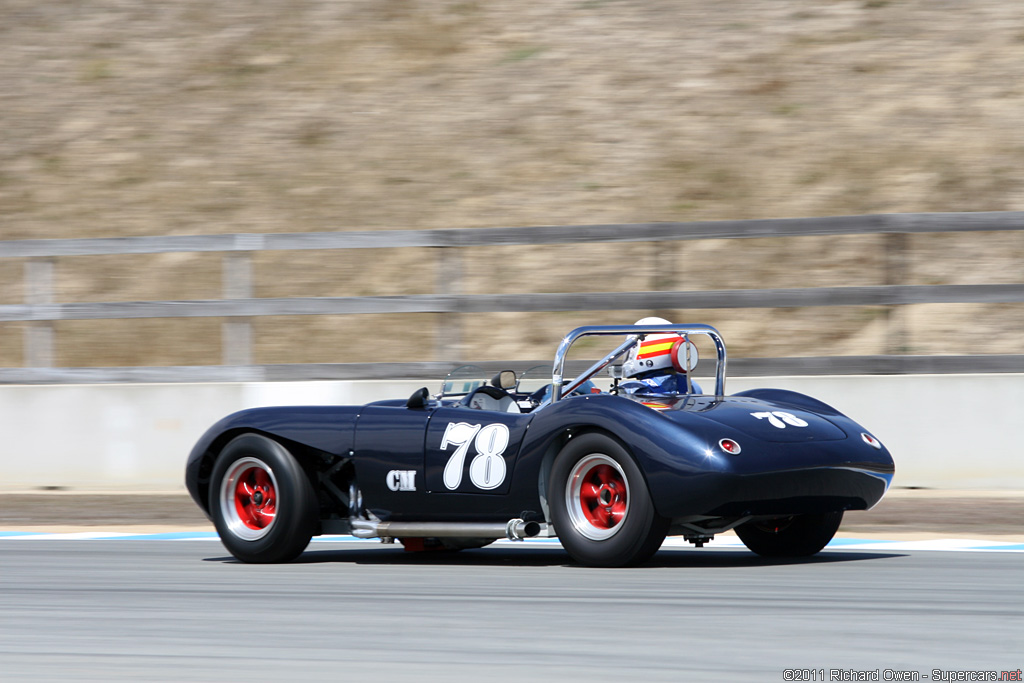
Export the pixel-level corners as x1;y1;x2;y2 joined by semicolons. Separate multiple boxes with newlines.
2;0;1023;367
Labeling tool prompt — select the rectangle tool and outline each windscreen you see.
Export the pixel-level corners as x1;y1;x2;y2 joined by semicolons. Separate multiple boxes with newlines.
439;365;488;398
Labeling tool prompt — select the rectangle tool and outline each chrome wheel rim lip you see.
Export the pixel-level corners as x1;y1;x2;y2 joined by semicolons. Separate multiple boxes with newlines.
220;457;278;541
565;454;630;541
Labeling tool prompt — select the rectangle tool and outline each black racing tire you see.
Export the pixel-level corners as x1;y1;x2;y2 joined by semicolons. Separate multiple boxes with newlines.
209;433;317;563
549;433;668;567
734;511;844;558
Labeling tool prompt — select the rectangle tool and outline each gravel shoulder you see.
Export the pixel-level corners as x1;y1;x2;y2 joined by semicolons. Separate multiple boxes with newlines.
2;489;1021;540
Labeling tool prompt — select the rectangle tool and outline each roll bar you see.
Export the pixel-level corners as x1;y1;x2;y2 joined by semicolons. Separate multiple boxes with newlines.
551;324;727;402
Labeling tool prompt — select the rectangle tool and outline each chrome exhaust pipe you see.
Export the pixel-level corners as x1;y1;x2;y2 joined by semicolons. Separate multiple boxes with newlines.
350;518;541;542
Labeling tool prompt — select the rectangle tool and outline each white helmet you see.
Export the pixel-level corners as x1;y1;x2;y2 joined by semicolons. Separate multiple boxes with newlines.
622;317;699;378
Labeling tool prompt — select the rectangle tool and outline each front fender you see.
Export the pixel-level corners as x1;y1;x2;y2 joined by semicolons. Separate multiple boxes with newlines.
184;405;360;516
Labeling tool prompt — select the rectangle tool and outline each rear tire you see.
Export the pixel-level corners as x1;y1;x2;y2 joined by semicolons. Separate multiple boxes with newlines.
209;434;317;563
550;433;668;567
735;511;843;557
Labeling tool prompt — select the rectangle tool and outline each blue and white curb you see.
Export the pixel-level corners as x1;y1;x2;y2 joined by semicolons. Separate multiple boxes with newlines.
0;531;1022;552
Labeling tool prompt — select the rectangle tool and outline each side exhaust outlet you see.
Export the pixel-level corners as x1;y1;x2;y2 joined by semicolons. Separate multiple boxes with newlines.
350;518;542;541
506;519;541;541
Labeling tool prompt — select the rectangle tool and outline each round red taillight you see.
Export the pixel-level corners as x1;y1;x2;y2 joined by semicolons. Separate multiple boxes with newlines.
719;438;741;455
861;433;882;450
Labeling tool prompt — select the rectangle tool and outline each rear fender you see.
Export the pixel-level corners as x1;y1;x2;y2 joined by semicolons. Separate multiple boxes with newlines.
518;394;724;520
535;425;636;525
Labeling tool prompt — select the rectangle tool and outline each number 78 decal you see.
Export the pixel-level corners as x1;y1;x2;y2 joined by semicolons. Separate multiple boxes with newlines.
440;422;510;490
750;411;809;429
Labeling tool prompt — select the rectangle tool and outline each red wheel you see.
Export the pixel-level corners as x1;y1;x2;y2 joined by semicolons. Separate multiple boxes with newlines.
550;433;668;567
219;457;279;541
566;454;630;540
210;434;317;563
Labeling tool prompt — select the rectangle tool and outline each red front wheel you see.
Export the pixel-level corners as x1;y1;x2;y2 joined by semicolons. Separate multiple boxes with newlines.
210;434;317;563
220;457;279;540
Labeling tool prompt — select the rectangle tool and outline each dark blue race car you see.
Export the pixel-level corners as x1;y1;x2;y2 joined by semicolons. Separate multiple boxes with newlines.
185;323;894;567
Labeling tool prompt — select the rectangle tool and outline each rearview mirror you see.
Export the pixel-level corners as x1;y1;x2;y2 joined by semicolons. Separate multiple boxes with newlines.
406;387;430;409
490;370;517;390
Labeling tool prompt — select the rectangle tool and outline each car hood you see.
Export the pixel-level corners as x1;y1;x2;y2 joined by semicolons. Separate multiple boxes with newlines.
637;395;849;443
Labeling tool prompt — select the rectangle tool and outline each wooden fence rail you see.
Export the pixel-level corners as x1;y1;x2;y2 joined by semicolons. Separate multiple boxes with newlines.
3;211;1024;258
2;211;1022;382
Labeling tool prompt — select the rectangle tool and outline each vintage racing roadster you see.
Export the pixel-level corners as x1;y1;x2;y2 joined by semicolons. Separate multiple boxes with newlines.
185;323;894;567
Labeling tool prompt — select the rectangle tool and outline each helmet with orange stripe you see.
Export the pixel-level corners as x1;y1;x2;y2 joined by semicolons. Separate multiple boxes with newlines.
621;317;698;379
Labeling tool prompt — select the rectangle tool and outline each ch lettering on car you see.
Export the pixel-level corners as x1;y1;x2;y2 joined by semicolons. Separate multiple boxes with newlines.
386;469;417;492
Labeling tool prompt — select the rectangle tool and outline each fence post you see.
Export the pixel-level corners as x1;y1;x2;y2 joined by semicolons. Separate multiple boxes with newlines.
222;252;253;366
435;246;462;361
884;232;909;354
650;240;678;321
24;257;55;367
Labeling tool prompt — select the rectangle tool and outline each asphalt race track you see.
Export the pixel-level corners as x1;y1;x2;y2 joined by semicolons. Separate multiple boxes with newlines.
1;539;1021;682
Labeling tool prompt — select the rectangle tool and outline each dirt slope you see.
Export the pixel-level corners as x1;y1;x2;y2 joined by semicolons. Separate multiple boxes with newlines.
2;1;1023;366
